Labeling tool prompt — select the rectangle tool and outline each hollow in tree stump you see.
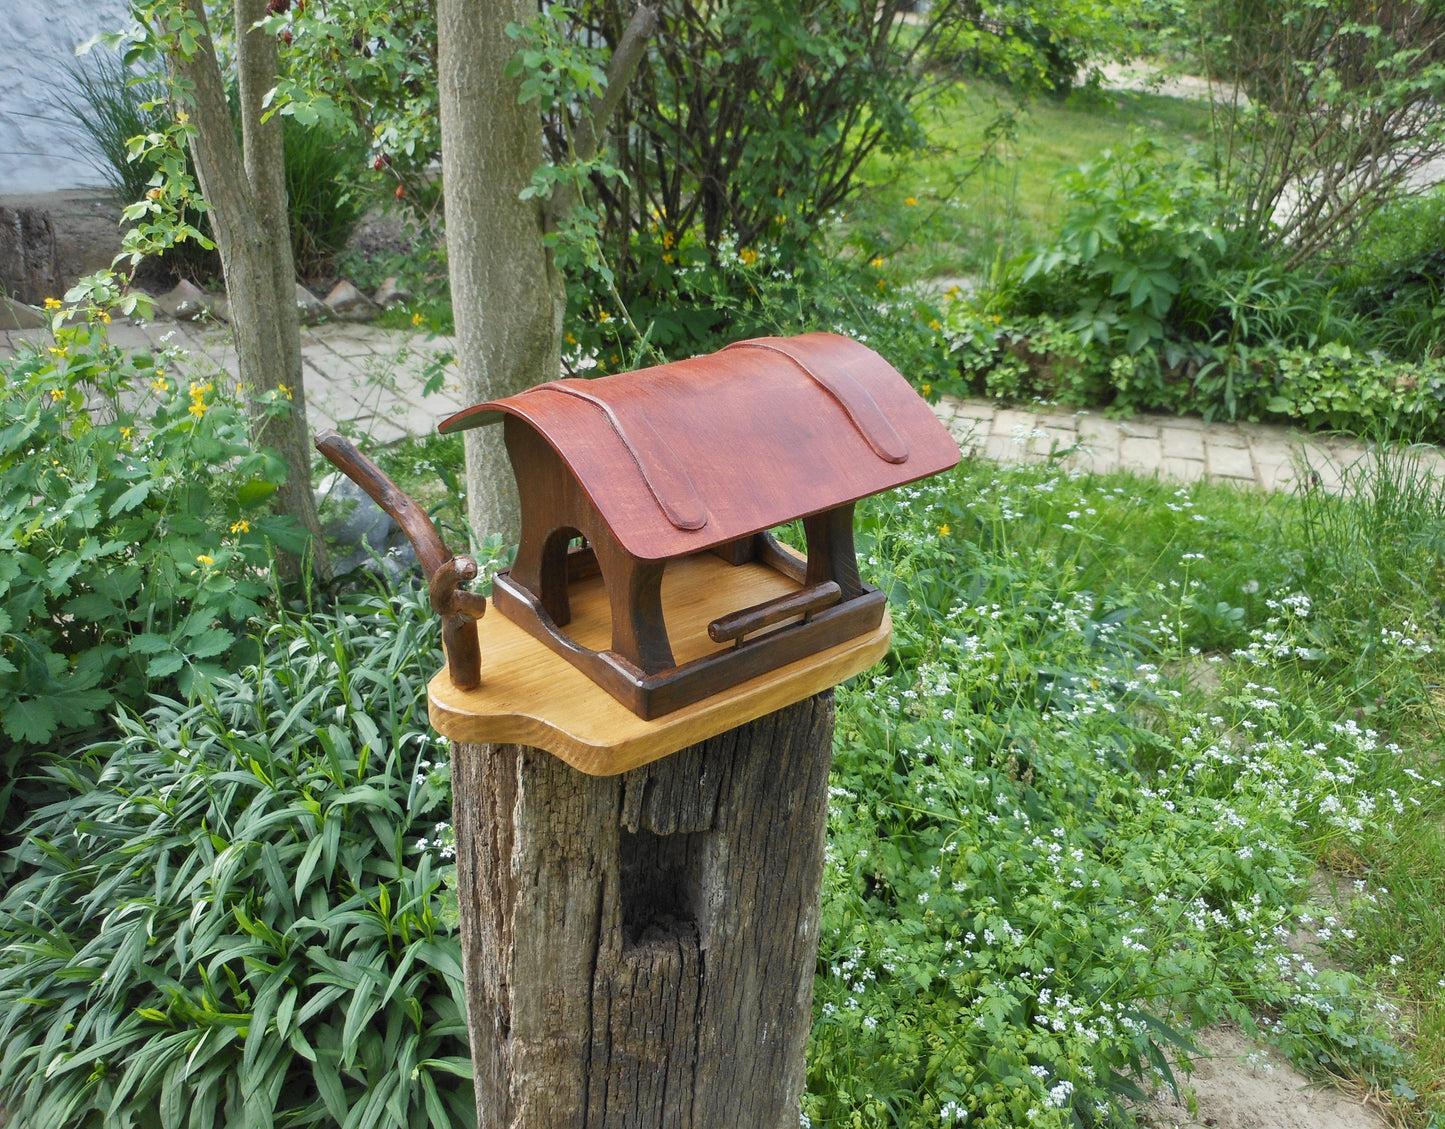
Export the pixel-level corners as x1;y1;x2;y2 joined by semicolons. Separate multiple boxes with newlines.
450;691;835;1128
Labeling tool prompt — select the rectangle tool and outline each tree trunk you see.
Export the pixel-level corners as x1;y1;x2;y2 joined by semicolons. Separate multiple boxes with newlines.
437;0;566;548
177;0;329;581
451;692;835;1128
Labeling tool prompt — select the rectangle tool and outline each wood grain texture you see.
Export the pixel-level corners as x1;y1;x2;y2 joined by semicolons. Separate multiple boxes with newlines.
428;551;890;773
451;692;835;1129
437;333;961;562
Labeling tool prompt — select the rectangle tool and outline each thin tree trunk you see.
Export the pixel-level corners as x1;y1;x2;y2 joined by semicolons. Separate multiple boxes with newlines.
451;693;835;1128
177;0;329;581
437;0;566;548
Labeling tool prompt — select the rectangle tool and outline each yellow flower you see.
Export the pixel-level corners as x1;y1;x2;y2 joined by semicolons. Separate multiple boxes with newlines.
411;311;423;326
196;554;214;566
870;257;885;269
904;196;918;206
877;279;887;291
928;319;942;332
120;426;133;440
662;230;675;250
49;389;65;402
992;314;1003;324
598;311;612;323
278;382;292;400
43;297;62;310
945;286;962;300
774;214;786;225
565;332;577;345
189;401;208;418
151;377;168;393
230;519;250;534
937;524;950;536
189;380;212;397
177;110;189;124
662;253;674;264
739;248;759;266
47;345;68;358
100;311;111;324
921;383;932;396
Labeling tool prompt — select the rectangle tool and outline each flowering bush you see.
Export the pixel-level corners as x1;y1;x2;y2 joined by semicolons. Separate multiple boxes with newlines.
0;303;302;809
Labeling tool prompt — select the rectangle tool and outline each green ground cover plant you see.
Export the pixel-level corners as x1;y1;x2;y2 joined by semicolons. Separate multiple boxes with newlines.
0;591;472;1129
807;450;1445;1126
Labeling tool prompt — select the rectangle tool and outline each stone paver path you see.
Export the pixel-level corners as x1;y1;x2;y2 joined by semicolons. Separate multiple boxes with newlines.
4;317;1443;492
931;395;1445;493
0;317;468;444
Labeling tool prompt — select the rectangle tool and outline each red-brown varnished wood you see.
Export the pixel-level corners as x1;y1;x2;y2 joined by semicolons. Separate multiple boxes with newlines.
437;332;960;562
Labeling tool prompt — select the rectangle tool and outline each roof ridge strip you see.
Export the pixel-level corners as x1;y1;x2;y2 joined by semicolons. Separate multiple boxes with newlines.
721;340;910;464
534;381;708;532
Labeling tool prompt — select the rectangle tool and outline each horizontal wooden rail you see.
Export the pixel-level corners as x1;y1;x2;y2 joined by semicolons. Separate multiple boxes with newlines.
707;581;842;645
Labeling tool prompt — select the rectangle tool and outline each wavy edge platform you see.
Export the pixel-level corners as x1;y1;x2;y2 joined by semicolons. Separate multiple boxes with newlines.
427;554;892;776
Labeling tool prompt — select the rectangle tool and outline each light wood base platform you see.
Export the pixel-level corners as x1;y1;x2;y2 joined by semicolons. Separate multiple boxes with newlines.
428;552;891;775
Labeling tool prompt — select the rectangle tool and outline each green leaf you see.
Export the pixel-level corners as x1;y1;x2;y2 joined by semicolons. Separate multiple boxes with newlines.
147;651;186;679
187;628;235;661
2;697;57;742
109;481;152;517
237;478;278;508
130;633;175;655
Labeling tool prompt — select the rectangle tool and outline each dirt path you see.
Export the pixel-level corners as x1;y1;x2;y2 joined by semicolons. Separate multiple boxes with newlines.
1138;1027;1389;1129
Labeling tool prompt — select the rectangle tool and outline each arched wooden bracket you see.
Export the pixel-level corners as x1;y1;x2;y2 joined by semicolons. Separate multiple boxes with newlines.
315;430;485;689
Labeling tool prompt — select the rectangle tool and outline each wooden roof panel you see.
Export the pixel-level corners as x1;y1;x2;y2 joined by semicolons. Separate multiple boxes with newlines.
438;333;960;560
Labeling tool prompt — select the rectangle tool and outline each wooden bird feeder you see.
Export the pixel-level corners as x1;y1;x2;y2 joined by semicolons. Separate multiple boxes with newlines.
434;332;960;725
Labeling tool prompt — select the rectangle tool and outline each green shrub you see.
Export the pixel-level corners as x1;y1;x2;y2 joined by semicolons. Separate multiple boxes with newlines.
60;50;220;280
62;47;368;280
0;591;473;1129
284;118;369;278
0;298;300;818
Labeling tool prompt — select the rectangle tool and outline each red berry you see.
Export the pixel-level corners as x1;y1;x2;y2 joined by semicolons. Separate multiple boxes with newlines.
279;28;293;44
373;155;385;171
266;0;290;13
395;184;405;200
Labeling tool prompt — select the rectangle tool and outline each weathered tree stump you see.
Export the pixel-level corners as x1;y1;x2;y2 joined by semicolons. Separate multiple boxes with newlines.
0;206;58;307
451;691;834;1128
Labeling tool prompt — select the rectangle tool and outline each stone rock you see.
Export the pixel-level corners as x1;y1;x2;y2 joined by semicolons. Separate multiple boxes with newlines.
323;279;379;322
317;471;395;557
0;294;46;330
372;276;411;309
155;279;217;322
296;283;326;325
0;205;58;306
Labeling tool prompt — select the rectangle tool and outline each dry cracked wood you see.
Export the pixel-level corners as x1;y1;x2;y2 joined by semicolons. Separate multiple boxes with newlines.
451;692;835;1128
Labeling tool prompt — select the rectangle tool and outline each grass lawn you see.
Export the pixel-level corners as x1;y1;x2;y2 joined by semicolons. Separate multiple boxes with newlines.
849;80;1216;281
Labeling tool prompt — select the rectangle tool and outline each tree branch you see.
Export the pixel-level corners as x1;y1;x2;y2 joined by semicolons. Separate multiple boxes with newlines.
548;4;657;226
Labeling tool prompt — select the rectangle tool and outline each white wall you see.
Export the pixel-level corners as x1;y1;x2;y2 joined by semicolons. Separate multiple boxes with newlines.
0;0;134;194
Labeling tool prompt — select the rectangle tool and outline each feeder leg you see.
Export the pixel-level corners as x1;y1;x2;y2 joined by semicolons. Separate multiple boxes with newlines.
450;692;835;1129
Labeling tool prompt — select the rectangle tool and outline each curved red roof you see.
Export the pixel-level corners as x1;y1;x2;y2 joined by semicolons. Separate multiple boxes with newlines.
438;333;960;561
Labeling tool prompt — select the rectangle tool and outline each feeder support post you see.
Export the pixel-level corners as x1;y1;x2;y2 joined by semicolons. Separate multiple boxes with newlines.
450;692;836;1128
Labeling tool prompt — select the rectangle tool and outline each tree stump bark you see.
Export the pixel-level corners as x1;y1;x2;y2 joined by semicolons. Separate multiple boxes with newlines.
451;691;835;1128
0;206;58;307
